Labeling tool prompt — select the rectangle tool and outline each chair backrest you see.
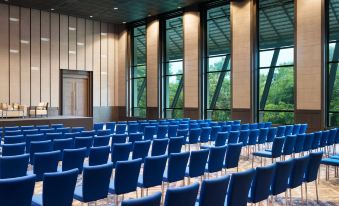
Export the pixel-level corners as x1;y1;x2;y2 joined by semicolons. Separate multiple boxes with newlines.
4;130;22;136
132;140;151;161
271;158;294;195
51;124;64;129
248;129;259;145
93;135;111;147
282;135;296;155
144;126;157;140
206;145;227;173
224;143;243;169
62;147;87;173
33;150;61;181
157;125;169;139
27;134;47;151
164;182;200;206
0;154;29;178
114;158;142;195
228;131;239;145
265;122;272;128
121;192;162;206
2;143;26;156
198;175;230;206
111;142;133;167
289;155;310;189
210;126;221;141
36;125;49;130
271;137;285;158
22;129;39;136
178;124;189;130
129;133;143;144
72;127;85;133
0;174;36;206
328;129;337;146
4;135;25;144
226;169;255;206
258;122;266;129
151;138;169;156
74;136;93;149
128;124;139;134
53;138;74;152
276;126;286;137
46;132;63;141
200;127;211;143
249;123;258;130
82;163;114;202
304;151;323;183
221;125;231;132
94;122;105;131
21;125;34;130
240;124;249;130
168;136;184;154
231;124;240;131
258;128;269;144
285;125;294;136
80;130;95;137
177;129;189;141
56;127;71;134
42;169;78;206
303;133;314;152
168;125;178;138
112;134;128;144
106;122;116;133
267;127;277;143
238;130;250;146
188;149;209;178
40;128;55;135
143;155;168;188
294;134;305;153
215;132;229;146
292;124;301;135
30;140;53;164
312;131;322;149
248;164;276;203
320;130;329;147
299;124;308;134
96;129;111;136
336;129;339;144
166;152;190;183
89;146;110;166
188;128;201;144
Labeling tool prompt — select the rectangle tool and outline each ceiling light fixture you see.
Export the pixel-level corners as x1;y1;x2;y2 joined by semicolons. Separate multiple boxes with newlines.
89;15;93;18
122;21;126;24
51;8;55;11
177;6;182;9
113;7;118;10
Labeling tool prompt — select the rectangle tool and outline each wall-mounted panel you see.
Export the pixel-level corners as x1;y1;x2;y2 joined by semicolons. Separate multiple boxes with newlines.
9;5;20;103
0;4;9;103
60;15;68;69
40;11;50;104
50;13;59;108
93;21;101;107
30;9;41;105
101;23;108;106
117;28;127;106
77;18;85;70
20;7;30;106
68;16;76;70
108;24;115;106
85;19;93;71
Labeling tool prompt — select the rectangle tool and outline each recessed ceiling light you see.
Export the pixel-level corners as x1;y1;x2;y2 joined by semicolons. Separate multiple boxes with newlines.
177;6;181;9
113;7;118;10
89;15;93;18
148;14;151;17
122;22;126;24
4;0;8;2
51;8;55;11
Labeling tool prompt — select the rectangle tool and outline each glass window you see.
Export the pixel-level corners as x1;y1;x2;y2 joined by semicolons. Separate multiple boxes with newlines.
257;0;295;124
328;0;339;127
163;16;184;118
204;4;231;121
130;25;146;117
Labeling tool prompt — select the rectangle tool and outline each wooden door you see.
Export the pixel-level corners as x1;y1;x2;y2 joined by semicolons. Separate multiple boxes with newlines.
74;78;89;116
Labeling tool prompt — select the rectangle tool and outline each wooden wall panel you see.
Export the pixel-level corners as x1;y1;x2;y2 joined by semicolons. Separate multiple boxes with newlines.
30;9;41;105
9;6;20;103
77;18;85;70
60;15;68;69
0;4;9;103
20;7;30;106
93;21;101;107
68;16;76;70
50;13;59;108
117;28;127;107
108;24;115;106
85;19;93;71
101;23;108;106
40;11;50;104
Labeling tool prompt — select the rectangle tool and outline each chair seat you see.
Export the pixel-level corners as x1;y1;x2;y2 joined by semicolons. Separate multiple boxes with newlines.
73;186;84;202
31;194;43;206
252;151;273;158
321;158;339;166
330;155;339;160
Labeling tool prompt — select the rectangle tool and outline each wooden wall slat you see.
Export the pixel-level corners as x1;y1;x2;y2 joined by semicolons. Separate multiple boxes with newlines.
20;7;30;106
60;15;68;69
101;23;108;106
85;19;93;71
40;11;50;104
77;18;85;71
50;13;59;108
9;5;20;103
108;24;115;106
68;16;76;70
93;21;101;107
0;4;9;103
30;9;41;105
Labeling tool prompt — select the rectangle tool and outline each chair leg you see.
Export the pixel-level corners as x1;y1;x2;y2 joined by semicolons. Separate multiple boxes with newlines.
305;183;308;206
285;191;288;206
315;180;319;204
252;155;255;168
289;188;292;206
141;188;144;197
301;183;304;205
115;195;119;206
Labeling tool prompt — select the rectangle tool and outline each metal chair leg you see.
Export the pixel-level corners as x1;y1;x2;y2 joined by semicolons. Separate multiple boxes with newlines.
301;183;304;205
315;180;319;203
289;188;292;206
305;183;308;206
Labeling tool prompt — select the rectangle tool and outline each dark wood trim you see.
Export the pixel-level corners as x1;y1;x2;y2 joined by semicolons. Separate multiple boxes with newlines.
147;107;159;120
231;108;252;124
184;107;200;120
295;109;323;132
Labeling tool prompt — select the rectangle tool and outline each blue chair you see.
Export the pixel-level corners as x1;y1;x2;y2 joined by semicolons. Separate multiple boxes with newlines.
94;122;105;131
248;164;276;204
106;122;116;134
138;155;168;196
249;123;258;130
248;129;259;151
285;125;293;136
51;124;64;129
128;124;139;134
238;130;249;147
258;122;266;129
129;133;143;144
210;126;221;142
299;124;308;134
304;152;323;203
327;129;337;155
200;127;211;144
177;129;189;142
164;183;199;206
252;137;285;167
74;163;114;203
303;133;314;153
257;128;269;147
185;149;209;183
56;127;71;134
157;125;168;139
151;138;168;156
74;136;93;156
4;135;25;144
40;128;55;135
132;140;151;162
163;152;190;190
221;125;231;132
80;130;95;137
72;127;85;133
21;125;34;130
0;174;36;206
61;147;87;173
178;124;189;130
2;143;26;156
294;134;306;155
168;136;184;154
139;123;149;134
240;124;249;130
223;143;243;173
26;134;47;150
53;138;74;153
186;128;201;151
30;140;53;164
231;124;240;131
288;155;310;204
111;143;133;167
112;134;128;144
32;169;78;206
88;146;110;166
266;127;277;143
3;126;19;131
36;125;49;130
292;124;301;135
28;150;61;181
93;135;111;147
205;145;227;177
168;125;178;138
228;131;239;144
0;154;29;178
97;129;111;136
121;192;161;206
109;159;142;206
22;129;39;136
213;132;228;147
265;122;272;128
116;124;127;134
198;175;230;206
276;126;286;137
282;135;296;159
320;130;329;149
4;130;22;136
226;169;255;206
270;159;294;205
312;132;322;150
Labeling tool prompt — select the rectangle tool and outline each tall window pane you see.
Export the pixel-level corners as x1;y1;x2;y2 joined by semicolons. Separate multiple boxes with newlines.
163;16;184;118
328;0;339;127
204;4;231;121
258;0;295;124
131;25;146;117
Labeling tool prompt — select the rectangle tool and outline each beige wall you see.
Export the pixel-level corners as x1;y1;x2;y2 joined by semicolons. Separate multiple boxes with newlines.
183;11;200;109
296;0;324;110
231;0;254;109
0;3;122;111
116;27;128;107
